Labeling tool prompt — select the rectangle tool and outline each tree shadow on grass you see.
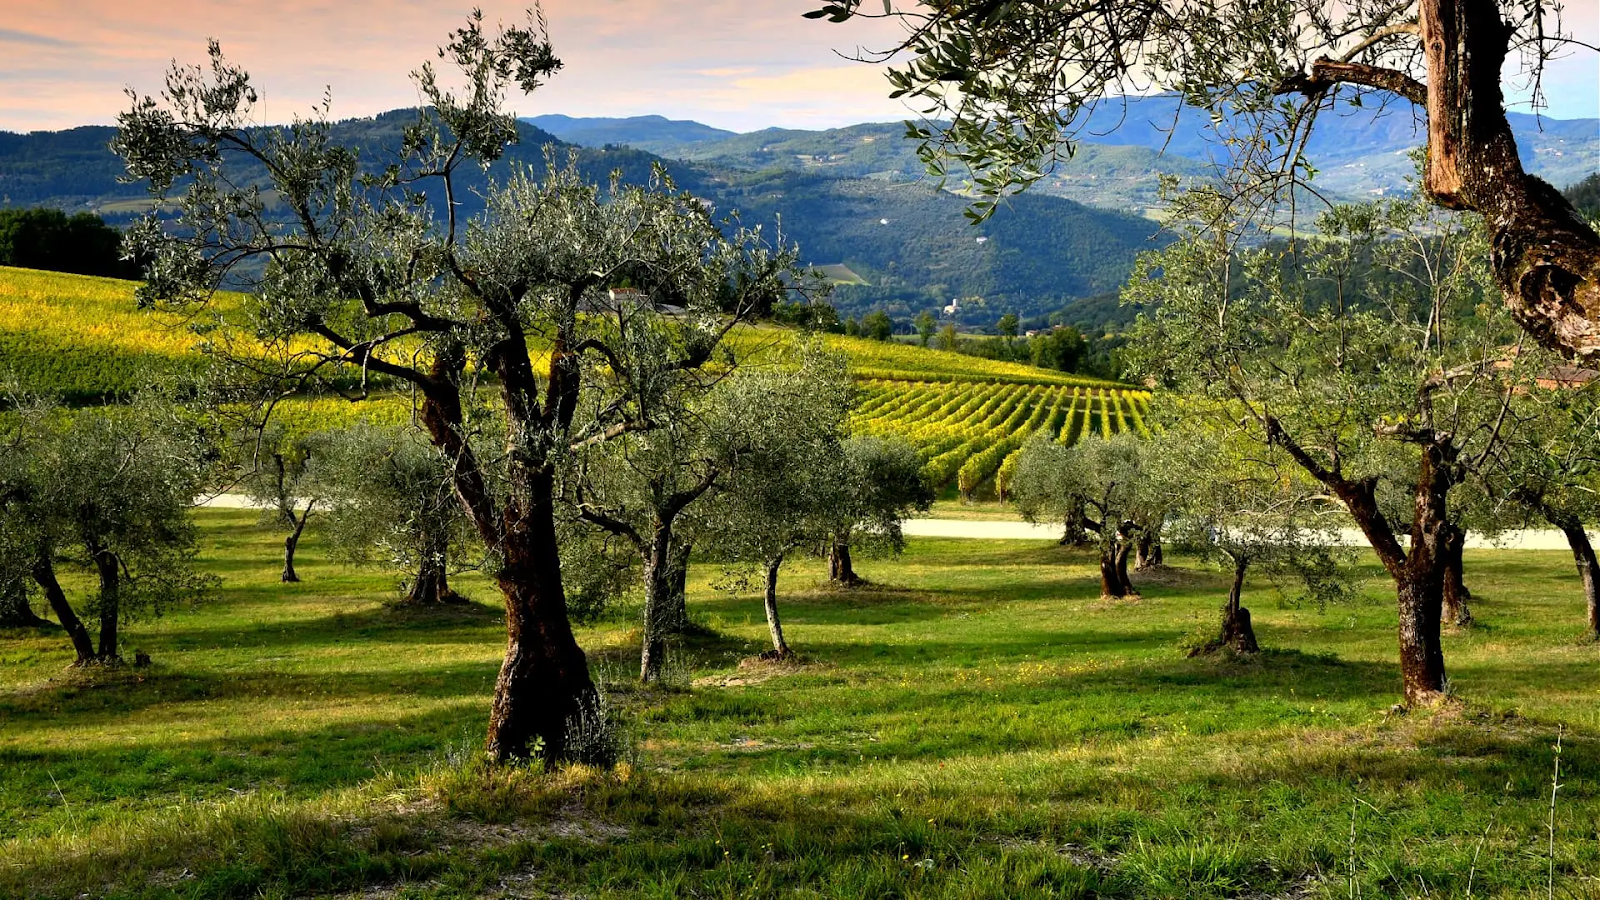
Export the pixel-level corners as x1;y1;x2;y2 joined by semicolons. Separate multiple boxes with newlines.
131;598;506;655
0;659;503;733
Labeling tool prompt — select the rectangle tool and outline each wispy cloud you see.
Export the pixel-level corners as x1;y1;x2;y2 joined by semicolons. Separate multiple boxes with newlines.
0;26;73;48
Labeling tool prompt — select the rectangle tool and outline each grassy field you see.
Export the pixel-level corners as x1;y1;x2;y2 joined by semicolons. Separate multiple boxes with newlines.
3;510;1598;899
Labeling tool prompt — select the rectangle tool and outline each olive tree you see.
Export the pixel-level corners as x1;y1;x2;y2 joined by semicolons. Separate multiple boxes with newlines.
575;341;850;678
1126;185;1521;706
1011;431;1149;599
823;435;934;586
236;425;321;583
0;401;212;664
1146;420;1351;654
1481;378;1600;639
114;15;800;762
702;346;854;657
816;0;1600;362
314;423;475;606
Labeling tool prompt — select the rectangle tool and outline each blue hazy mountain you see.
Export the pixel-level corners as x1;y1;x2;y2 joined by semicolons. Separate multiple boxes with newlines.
524;114;736;152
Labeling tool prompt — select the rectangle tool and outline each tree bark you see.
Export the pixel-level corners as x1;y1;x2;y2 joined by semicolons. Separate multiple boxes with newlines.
762;553;791;657
828;535;861;585
1556;521;1600;641
658;542;691;634
415;343;602;765
405;542;464;605
1194;555;1259;655
1414;0;1600;361
92;548;121;663
1440;522;1473;628
1135;529;1164;570
31;555;95;663
483;494;602;764
1267;417;1449;705
1113;529;1136;595
483;496;601;755
1060;499;1093;546
282;533;302;583
638;524;676;684
1099;540;1136;599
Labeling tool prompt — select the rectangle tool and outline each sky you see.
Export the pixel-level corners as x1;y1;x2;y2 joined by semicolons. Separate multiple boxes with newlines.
0;1;1595;134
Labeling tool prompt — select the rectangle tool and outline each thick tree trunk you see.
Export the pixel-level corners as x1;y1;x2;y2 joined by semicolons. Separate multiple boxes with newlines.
828;535;861;585
482;493;602;765
420;343;601;765
92;549;121;663
1415;0;1600;361
1060;500;1092;546
1270;417;1449;705
658;543;691;634
1392;445;1453;706
1440;523;1473;628
1557;522;1600;640
32;555;94;663
406;543;464;605
638;525;676;684
1113;533;1136;595
1135;530;1164;570
1220;556;1259;653
1099;541;1136;599
762;554;791;657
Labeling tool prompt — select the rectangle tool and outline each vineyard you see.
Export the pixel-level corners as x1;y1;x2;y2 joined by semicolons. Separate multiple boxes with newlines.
854;378;1151;499
1;266;1152;497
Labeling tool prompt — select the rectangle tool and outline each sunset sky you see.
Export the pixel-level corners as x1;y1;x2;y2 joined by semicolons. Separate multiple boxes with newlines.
0;1;1595;134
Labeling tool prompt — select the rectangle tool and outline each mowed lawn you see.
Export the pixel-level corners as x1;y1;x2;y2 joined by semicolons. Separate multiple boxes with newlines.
2;510;1597;899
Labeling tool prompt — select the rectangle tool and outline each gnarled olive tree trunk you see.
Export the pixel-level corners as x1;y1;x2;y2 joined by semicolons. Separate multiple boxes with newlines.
1192;554;1260;656
91;548;121;663
1270;419;1451;706
1440;522;1473;628
1416;0;1600;360
406;540;464;606
1552;519;1600;641
1098;531;1137;600
828;533;861;585
420;355;601;765
637;524;679;685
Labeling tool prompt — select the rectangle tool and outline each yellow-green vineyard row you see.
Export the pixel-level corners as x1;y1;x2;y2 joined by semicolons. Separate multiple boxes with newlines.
854;379;1151;497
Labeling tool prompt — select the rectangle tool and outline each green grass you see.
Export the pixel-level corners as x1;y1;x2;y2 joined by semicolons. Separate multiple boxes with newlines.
3;510;1599;898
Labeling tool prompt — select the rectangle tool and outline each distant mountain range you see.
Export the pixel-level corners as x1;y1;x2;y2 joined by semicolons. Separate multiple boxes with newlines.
2;101;1590;333
0;110;1164;329
530;97;1598;210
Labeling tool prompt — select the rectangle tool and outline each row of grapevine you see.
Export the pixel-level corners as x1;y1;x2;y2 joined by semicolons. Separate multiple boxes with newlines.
849;380;1158;499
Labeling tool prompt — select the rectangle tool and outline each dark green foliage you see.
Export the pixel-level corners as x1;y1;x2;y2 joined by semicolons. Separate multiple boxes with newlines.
0;208;136;278
861;310;895;341
1029;326;1089;372
1566;172;1600;220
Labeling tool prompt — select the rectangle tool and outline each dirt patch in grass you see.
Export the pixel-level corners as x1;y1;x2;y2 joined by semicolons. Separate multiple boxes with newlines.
694;653;819;688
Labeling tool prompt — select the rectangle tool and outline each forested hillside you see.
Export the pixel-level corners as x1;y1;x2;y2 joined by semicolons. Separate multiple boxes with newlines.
0;111;1160;324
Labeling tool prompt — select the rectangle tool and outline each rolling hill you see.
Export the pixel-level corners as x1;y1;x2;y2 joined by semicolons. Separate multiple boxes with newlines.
0;111;1161;325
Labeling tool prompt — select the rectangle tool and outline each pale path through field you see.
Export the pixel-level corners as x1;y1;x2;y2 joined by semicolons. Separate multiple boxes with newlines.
198;493;1574;549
